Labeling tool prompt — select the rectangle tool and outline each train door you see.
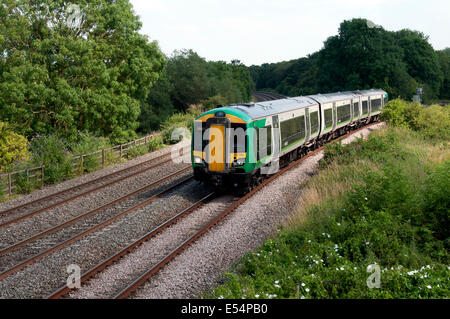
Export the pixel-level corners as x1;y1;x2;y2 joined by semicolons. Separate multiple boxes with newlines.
208;124;226;172
271;115;281;157
332;102;337;130
261;115;281;175
350;99;354;122
305;108;311;141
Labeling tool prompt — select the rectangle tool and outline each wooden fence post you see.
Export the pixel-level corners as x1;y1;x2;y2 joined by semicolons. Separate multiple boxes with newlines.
8;173;12;196
41;167;45;188
120;144;123;159
102;149;105;168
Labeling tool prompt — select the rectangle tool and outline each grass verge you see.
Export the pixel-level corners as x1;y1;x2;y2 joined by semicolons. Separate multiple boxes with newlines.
208;123;449;299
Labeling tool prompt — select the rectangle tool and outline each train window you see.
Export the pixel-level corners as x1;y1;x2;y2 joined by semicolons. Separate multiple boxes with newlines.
353;102;359;119
297;116;305;140
281;116;306;148
371;99;381;112
280;120;289;144
337;104;351;124
362;100;368;115
310;111;319;134
193;121;208;151
230;123;247;153
266;126;272;157
256;125;272;160
324;108;333;129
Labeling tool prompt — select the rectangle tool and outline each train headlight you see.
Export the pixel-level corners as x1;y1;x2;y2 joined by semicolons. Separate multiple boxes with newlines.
232;158;245;167
194;156;203;165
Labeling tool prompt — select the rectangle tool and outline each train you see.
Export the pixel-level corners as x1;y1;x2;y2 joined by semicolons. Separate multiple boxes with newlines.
191;89;388;193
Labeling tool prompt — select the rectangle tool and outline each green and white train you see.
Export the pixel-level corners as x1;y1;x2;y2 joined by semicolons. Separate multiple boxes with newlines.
191;89;388;192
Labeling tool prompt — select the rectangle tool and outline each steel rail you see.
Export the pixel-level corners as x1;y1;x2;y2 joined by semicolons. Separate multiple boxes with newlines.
47;121;381;299
0;168;193;281
112;121;382;299
47;192;216;299
0;147;189;229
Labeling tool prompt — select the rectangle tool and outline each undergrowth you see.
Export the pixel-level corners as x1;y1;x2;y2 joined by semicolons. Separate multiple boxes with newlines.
209;100;449;299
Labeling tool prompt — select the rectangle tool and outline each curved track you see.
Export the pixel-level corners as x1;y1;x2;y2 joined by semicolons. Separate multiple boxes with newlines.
47;121;381;299
253;91;288;102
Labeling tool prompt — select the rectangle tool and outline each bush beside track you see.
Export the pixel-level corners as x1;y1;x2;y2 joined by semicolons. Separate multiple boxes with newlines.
0;106;202;202
209;100;449;299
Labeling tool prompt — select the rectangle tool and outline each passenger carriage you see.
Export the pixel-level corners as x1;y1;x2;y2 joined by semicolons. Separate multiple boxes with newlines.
191;89;388;193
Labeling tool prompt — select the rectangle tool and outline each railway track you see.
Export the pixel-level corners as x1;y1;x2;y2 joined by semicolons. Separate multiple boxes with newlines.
0;146;189;228
46;121;381;299
253;91;287;102
0;167;194;280
48;192;218;299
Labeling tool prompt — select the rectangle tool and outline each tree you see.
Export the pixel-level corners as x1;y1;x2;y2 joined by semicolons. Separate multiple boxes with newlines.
250;19;447;101
166;49;212;111
436;50;450;99
138;72;176;132
0;0;165;143
395;30;443;100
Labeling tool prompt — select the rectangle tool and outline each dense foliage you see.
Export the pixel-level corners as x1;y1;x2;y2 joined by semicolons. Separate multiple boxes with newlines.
210;114;449;298
250;19;449;103
138;50;254;133
0;121;29;169
381;99;450;139
0;0;165;143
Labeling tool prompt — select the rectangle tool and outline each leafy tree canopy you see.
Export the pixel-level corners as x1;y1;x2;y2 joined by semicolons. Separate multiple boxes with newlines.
251;19;449;103
0;0;165;143
138;49;254;132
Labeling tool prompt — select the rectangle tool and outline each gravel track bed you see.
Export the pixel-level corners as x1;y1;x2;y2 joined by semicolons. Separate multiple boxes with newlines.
0;143;187;213
0;154;176;226
128;123;385;299
0;160;190;249
0;173;194;273
67;195;234;299
0;178;211;299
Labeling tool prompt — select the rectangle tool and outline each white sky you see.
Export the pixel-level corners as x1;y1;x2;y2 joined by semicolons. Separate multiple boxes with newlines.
130;0;450;66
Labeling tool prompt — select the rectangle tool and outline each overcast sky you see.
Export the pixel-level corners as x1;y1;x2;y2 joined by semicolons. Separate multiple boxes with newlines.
130;0;450;66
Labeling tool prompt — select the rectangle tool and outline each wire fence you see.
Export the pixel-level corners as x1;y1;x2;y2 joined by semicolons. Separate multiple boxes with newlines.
0;134;154;197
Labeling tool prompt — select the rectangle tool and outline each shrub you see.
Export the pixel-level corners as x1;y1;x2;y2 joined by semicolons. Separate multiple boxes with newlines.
209;125;450;299
160;106;202;144
29;134;73;184
125;144;148;159
0;122;30;171
381;99;450;140
70;132;111;173
147;135;165;152
201;95;227;110
380;99;422;130
423;161;450;241
417;105;450;140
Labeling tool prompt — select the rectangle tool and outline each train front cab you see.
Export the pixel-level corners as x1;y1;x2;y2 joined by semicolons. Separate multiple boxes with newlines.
192;109;253;189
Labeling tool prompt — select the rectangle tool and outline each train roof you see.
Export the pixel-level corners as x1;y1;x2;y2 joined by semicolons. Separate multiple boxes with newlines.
225;96;318;120
200;89;387;122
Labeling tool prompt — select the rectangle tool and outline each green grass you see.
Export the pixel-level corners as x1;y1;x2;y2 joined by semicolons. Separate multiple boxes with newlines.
208;111;449;299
